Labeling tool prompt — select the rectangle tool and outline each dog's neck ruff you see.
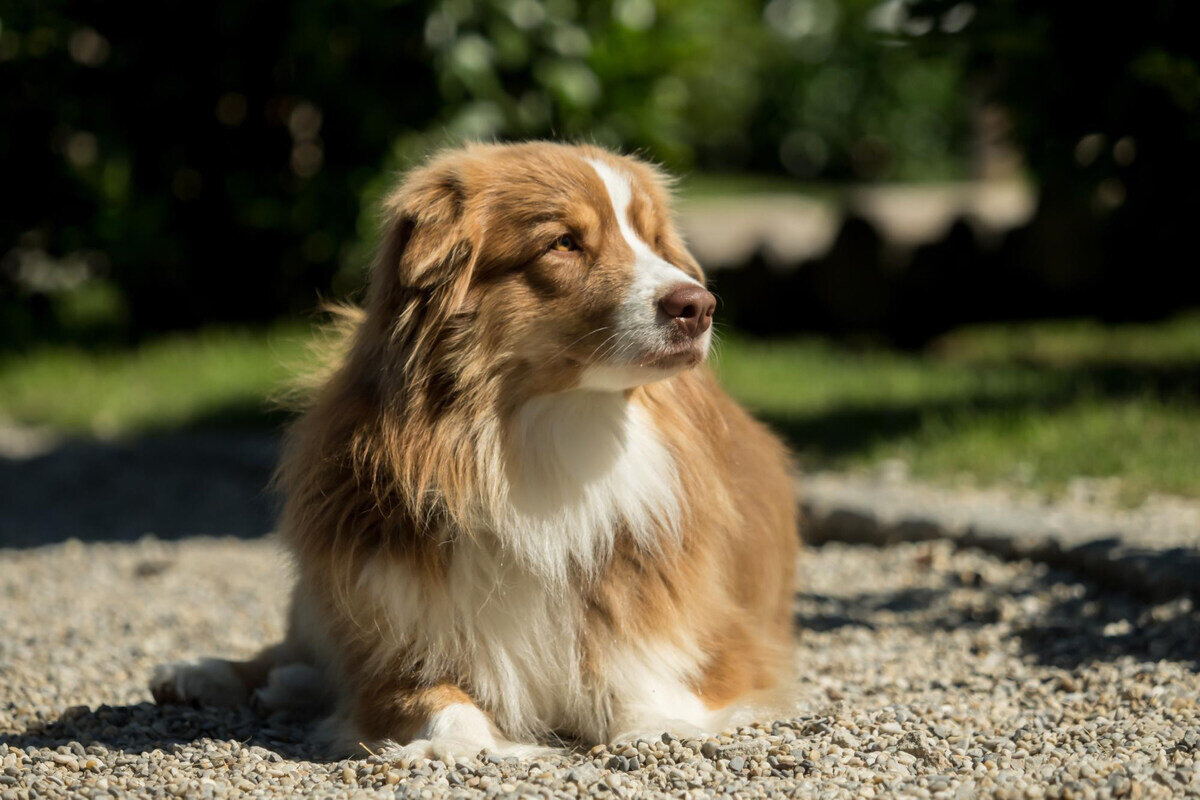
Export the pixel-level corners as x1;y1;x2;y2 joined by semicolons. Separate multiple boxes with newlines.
473;388;681;585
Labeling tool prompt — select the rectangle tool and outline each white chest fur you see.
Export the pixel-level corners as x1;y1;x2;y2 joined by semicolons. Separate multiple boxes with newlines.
495;389;681;582
357;390;703;740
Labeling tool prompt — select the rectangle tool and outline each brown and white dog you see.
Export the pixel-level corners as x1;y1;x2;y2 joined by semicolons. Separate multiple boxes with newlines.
151;142;798;759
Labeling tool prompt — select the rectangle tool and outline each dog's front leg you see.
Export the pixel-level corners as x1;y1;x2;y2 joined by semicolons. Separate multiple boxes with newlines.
606;673;715;744
150;642;288;708
314;682;549;763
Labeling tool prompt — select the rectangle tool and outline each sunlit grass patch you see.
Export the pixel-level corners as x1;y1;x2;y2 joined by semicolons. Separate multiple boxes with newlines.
0;324;313;436
712;312;1200;501
2;312;1197;501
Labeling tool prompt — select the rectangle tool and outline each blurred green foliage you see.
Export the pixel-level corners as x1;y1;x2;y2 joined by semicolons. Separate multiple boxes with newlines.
4;0;1197;345
402;0;967;177
2;1;437;344
2;0;968;344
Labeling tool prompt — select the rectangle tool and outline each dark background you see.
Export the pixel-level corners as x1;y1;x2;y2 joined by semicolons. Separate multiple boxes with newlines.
3;0;1199;348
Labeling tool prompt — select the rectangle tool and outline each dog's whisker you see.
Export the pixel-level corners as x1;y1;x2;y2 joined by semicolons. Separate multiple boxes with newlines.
609;332;642;364
588;330;626;363
598;330;638;364
547;325;612;362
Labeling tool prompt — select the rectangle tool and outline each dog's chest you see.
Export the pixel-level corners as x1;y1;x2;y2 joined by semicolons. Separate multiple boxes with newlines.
488;390;681;583
362;391;686;737
359;540;590;735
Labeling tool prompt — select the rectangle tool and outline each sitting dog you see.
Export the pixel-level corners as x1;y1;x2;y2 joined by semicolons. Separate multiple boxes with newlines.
152;142;798;759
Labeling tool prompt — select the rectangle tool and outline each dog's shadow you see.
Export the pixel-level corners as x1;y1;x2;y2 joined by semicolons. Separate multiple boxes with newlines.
0;702;329;762
2;702;590;764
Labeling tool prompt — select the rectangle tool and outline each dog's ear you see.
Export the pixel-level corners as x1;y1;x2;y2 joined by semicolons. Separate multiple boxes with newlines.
368;160;477;323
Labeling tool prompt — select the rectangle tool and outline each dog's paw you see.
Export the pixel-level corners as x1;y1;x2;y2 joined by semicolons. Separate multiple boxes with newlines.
376;737;485;767
374;704;557;766
149;658;248;707
376;703;501;766
376;736;554;767
311;703;556;763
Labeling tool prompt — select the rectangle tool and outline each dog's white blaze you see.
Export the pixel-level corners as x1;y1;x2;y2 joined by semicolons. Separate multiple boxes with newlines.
355;388;703;742
585;157;697;293
581;157;709;391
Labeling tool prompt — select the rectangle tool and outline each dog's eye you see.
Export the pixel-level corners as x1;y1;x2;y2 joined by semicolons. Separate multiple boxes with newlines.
550;234;579;252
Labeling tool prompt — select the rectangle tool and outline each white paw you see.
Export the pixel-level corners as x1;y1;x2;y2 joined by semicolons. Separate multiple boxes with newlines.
377;704;556;766
376;736;554;767
385;703;501;765
149;658;248;707
611;718;709;745
376;737;488;767
311;703;556;763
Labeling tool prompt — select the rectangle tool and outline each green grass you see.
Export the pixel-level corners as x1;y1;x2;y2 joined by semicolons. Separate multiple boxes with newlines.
2;314;1198;501
711;314;1200;501
0;324;313;436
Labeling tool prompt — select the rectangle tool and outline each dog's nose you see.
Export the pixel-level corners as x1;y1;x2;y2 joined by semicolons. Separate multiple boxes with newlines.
657;284;716;338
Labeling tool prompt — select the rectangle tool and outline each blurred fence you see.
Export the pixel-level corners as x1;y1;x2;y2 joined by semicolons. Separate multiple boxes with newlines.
686;178;1200;346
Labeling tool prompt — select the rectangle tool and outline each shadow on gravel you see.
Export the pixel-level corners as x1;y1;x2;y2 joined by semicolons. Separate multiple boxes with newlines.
1012;582;1200;671
0;702;325;762
792;587;957;632
0;432;281;548
794;547;1200;670
792;562;1012;635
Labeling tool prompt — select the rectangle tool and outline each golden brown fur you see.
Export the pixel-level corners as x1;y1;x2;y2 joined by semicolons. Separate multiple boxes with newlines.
151;141;797;756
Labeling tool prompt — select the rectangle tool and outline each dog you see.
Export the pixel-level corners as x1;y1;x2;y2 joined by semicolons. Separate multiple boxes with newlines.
151;141;798;760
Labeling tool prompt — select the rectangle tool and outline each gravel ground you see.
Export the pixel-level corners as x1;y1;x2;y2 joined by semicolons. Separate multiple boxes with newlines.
2;536;1199;799
802;468;1200;601
803;466;1200;553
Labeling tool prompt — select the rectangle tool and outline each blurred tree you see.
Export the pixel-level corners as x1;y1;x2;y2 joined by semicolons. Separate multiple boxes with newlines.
408;0;967;176
754;0;968;180
2;0;436;341
2;0;969;342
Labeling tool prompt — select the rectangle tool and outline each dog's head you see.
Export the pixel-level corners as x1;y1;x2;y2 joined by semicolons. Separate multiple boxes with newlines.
367;142;714;399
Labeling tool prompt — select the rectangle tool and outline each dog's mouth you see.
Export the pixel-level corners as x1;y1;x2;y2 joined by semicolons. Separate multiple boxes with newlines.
568;326;711;391
613;327;711;374
634;342;707;371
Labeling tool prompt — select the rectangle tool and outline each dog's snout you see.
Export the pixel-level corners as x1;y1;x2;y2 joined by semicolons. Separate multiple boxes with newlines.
657;284;716;338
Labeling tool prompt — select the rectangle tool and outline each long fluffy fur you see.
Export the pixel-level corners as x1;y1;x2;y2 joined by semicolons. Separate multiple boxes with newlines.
152;142;799;755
